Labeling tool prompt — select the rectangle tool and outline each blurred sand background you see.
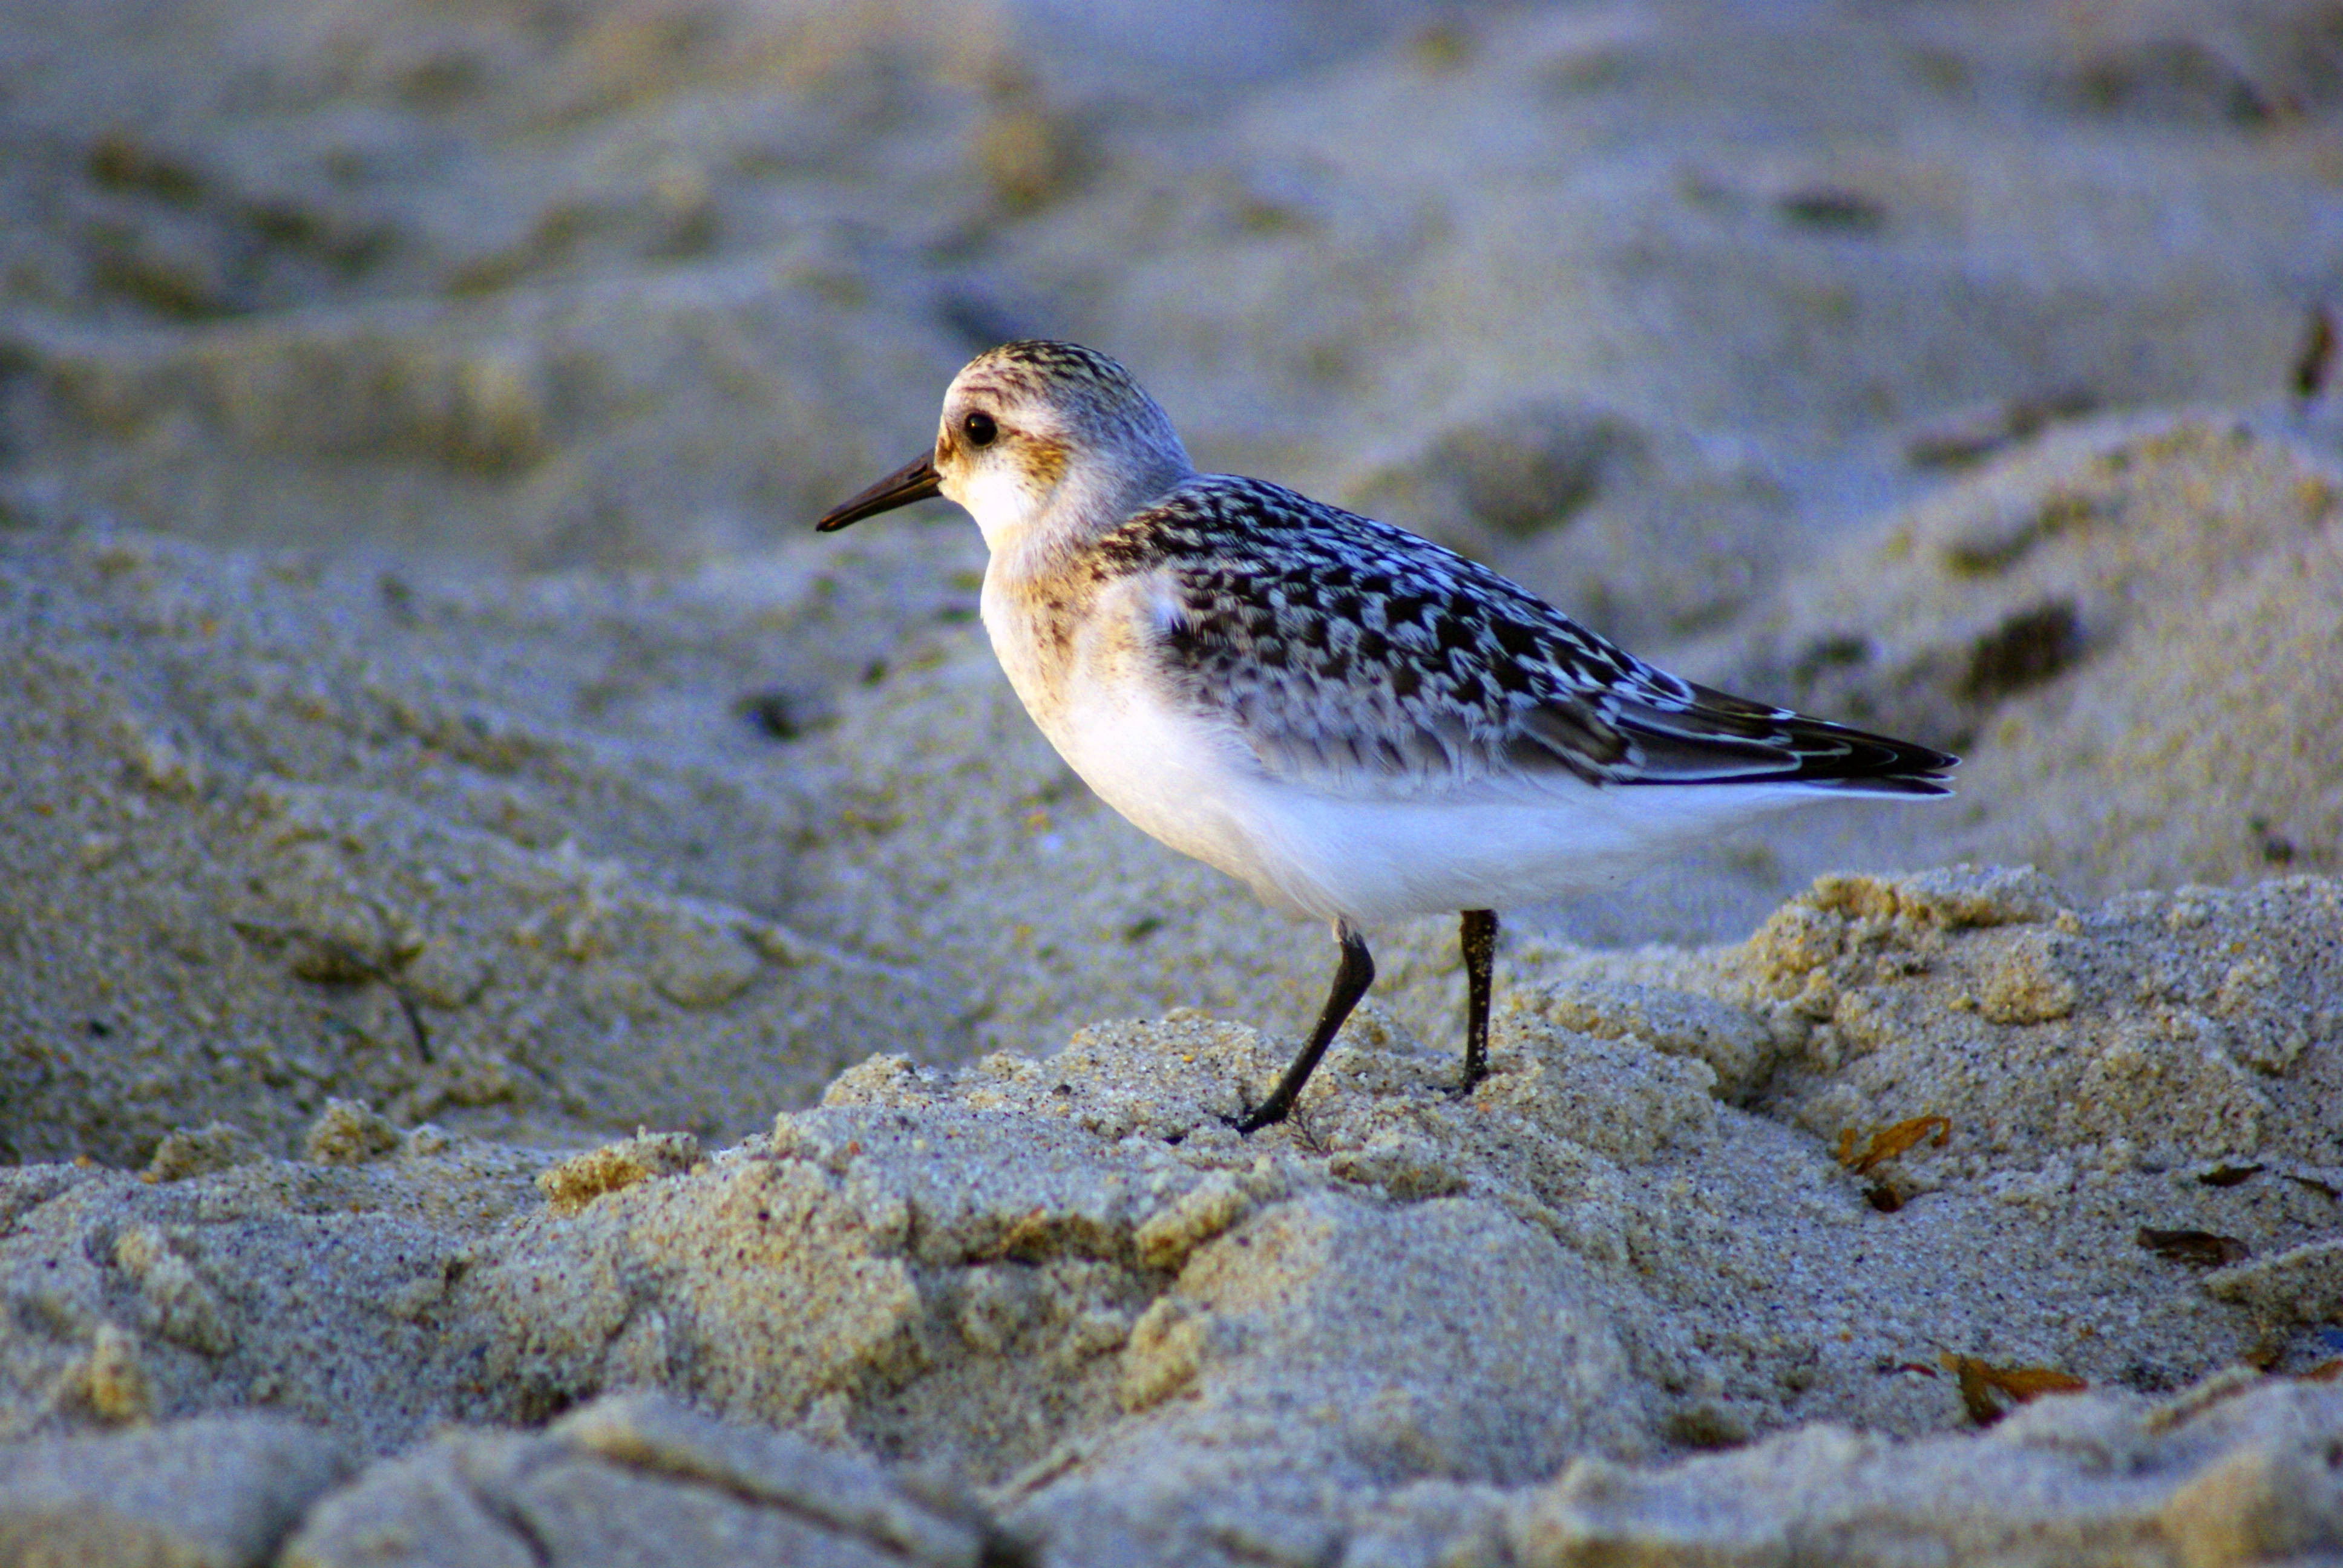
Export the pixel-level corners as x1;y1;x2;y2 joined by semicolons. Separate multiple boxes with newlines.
4;1;2343;1565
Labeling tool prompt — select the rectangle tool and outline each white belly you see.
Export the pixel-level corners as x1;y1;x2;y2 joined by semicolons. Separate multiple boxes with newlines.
1035;667;1805;926
1043;670;1288;900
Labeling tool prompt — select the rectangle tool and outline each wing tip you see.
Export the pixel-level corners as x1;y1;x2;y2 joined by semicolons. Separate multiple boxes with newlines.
1792;730;1960;795
1619;711;1961;794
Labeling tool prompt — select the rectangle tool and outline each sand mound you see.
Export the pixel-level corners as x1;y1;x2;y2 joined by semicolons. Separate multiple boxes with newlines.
5;867;2339;1563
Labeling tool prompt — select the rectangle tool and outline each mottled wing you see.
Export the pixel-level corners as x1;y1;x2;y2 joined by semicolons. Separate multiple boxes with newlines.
1115;477;1953;799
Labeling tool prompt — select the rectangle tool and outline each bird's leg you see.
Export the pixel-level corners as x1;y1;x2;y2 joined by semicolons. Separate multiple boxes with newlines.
1458;908;1498;1097
1237;920;1374;1134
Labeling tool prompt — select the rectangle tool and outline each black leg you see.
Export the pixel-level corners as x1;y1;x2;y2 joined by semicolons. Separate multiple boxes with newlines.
1459;908;1498;1096
1237;920;1374;1134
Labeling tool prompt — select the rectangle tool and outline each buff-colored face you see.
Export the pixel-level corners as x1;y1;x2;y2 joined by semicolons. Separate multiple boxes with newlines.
929;365;1076;545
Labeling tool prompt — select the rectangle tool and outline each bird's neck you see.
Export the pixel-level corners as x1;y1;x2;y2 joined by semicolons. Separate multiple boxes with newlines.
976;449;1191;584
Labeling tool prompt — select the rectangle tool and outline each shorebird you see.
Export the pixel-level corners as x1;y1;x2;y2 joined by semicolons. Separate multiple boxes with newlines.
816;341;1954;1131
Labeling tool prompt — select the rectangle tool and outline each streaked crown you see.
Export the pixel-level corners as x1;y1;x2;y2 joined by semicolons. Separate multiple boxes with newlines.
948;342;1182;451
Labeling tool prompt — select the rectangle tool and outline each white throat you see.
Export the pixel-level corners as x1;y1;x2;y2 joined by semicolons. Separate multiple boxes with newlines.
951;462;1054;555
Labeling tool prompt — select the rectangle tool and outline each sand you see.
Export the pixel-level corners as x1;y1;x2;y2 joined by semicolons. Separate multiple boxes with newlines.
4;1;2342;1564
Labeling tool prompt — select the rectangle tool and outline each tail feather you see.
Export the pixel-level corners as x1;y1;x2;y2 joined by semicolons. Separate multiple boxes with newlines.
1620;681;1958;795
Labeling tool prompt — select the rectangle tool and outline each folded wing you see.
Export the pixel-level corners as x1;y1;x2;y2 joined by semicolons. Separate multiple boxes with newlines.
1126;475;1955;802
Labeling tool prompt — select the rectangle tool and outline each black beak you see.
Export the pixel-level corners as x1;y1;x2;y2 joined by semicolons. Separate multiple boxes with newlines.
813;452;943;532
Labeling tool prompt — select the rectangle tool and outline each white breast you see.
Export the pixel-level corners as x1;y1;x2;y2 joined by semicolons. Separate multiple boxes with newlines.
986;569;1286;901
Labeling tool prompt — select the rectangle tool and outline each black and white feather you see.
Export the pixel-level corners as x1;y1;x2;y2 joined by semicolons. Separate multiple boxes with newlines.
1091;474;1952;802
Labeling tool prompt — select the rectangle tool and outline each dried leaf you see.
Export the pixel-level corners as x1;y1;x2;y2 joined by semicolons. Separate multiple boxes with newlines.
2299;1359;2343;1383
1838;1114;1951;1175
2195;1163;2263;1188
1985;1364;2089;1399
1944;1354;2088;1425
2137;1227;2251;1268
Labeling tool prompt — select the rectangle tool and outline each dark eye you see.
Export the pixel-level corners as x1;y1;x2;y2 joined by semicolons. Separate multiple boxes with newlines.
963;411;997;447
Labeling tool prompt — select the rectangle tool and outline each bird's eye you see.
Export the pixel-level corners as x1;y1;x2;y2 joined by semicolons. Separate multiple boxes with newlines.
963;411;997;447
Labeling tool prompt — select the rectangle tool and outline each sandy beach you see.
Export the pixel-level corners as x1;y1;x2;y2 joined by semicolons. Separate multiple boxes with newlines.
4;2;2341;1563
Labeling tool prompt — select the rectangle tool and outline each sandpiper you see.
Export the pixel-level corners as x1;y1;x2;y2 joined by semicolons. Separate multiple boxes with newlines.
816;341;1954;1132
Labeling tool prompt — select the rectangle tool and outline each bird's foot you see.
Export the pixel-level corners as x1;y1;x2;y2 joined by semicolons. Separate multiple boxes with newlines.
1230;1097;1286;1135
1444;1060;1491;1105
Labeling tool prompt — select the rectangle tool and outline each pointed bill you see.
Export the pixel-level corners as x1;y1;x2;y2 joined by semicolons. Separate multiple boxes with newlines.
814;452;943;532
